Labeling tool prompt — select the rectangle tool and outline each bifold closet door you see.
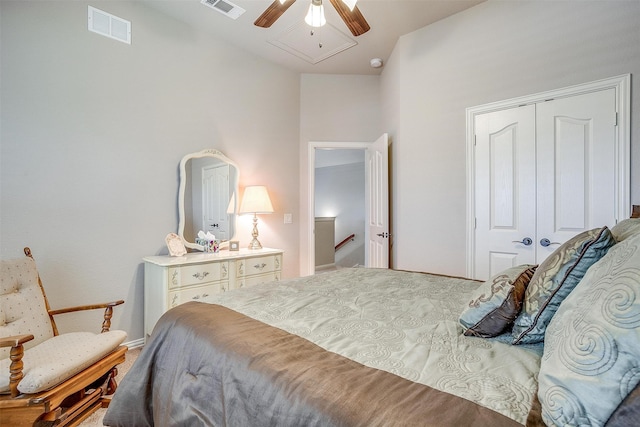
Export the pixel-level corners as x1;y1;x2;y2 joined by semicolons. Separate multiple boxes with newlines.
474;88;617;280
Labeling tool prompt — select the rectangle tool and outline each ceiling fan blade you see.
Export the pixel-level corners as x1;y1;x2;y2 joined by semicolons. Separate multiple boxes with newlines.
329;0;370;36
254;0;297;28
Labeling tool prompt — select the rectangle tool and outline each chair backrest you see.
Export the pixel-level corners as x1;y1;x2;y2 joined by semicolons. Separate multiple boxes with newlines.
0;256;55;359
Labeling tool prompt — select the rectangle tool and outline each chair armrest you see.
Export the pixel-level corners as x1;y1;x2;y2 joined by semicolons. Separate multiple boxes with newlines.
48;299;124;316
0;334;34;348
49;300;125;333
0;334;33;397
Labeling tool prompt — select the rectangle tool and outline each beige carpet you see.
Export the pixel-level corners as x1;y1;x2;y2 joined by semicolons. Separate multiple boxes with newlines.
79;347;142;427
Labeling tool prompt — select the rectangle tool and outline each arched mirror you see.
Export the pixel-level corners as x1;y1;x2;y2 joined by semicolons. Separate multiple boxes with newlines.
178;149;240;250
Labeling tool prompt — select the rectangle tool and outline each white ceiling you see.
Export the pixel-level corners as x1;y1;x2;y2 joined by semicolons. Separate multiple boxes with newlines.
141;0;484;75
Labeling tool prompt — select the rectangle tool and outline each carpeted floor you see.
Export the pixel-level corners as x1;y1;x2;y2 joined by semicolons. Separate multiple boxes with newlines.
79;347;142;427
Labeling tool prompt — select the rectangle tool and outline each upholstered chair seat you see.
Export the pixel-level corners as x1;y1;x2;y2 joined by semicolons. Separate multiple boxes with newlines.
0;330;126;394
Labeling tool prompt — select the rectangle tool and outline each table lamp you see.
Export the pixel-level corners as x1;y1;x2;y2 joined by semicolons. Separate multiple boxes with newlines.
239;185;274;250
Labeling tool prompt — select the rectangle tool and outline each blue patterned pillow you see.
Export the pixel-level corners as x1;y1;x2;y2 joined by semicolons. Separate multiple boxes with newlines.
512;227;616;344
459;265;536;338
538;232;640;426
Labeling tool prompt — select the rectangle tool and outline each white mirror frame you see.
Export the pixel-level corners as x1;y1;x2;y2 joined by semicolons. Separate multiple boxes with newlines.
178;149;240;251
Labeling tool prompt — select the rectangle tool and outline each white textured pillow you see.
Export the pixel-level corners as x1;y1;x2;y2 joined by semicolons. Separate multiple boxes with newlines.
610;218;640;242
538;233;640;426
0;330;126;394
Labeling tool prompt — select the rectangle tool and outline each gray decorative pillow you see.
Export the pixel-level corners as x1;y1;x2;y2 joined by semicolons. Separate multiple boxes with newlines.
459;264;536;338
610;218;640;243
538;232;640;426
512;226;616;344
606;380;640;426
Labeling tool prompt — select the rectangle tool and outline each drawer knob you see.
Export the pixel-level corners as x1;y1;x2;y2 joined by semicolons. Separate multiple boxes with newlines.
254;263;267;270
192;271;210;280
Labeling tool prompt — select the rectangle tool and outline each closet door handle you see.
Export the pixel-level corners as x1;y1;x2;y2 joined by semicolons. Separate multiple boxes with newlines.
540;238;560;247
512;237;533;246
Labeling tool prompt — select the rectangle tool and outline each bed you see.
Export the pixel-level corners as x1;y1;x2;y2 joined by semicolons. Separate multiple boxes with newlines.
104;214;640;427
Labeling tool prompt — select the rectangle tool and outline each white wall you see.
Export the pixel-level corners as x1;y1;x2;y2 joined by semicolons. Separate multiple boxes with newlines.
381;0;640;277
1;1;301;343
299;74;382;275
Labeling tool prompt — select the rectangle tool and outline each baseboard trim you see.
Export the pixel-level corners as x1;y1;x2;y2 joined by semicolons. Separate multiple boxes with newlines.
124;337;145;349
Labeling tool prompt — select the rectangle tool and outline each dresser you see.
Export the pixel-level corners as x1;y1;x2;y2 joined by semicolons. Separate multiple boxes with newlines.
143;248;283;339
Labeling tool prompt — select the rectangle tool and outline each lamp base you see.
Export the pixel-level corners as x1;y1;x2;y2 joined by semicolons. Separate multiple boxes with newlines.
248;237;263;250
248;213;263;250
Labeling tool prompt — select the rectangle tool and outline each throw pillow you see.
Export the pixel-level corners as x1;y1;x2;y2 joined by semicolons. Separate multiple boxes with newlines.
459;264;536;338
538;232;640;426
605;380;640;427
610;218;640;243
512;226;616;344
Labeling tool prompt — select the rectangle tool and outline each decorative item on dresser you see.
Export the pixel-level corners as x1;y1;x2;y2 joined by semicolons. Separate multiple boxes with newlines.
143;248;283;340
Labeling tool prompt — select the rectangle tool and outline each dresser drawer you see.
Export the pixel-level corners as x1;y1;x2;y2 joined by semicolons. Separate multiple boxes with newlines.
168;282;229;308
168;261;229;289
237;271;281;289
237;255;278;277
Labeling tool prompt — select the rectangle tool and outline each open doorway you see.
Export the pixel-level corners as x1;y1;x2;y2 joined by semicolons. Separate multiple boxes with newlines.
314;148;366;272
307;134;390;275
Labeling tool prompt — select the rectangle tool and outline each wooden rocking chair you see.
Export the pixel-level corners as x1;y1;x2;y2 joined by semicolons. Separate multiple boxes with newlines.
0;248;127;426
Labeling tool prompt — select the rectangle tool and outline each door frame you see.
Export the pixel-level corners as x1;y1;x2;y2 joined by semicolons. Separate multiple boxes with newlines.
465;74;631;278
307;141;372;275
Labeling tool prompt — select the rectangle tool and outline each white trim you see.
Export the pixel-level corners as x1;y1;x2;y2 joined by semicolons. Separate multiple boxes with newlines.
124;337;145;349
466;74;631;278
308;141;370;275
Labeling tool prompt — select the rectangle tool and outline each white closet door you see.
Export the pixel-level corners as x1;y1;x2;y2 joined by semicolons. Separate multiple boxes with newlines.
475;105;537;280
535;88;617;262
475;89;618;279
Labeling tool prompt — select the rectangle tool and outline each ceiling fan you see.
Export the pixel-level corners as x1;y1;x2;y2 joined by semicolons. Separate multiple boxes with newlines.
254;0;370;37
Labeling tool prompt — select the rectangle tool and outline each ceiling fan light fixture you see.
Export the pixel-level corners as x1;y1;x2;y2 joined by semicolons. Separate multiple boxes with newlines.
342;0;357;11
305;0;326;27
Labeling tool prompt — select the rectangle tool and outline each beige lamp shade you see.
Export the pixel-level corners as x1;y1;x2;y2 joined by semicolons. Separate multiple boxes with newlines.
240;186;274;214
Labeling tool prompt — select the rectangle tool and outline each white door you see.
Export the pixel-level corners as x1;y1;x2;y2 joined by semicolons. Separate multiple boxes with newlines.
475;89;618;280
535;89;617;260
474;105;537;280
365;133;390;268
202;164;230;240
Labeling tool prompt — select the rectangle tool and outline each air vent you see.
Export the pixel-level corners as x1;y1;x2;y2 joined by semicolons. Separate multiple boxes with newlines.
200;0;246;20
88;6;131;44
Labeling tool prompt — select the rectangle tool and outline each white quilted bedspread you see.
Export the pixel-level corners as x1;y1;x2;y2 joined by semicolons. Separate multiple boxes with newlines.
208;268;540;424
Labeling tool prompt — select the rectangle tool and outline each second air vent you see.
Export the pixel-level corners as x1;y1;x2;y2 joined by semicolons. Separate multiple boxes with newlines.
201;0;246;20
